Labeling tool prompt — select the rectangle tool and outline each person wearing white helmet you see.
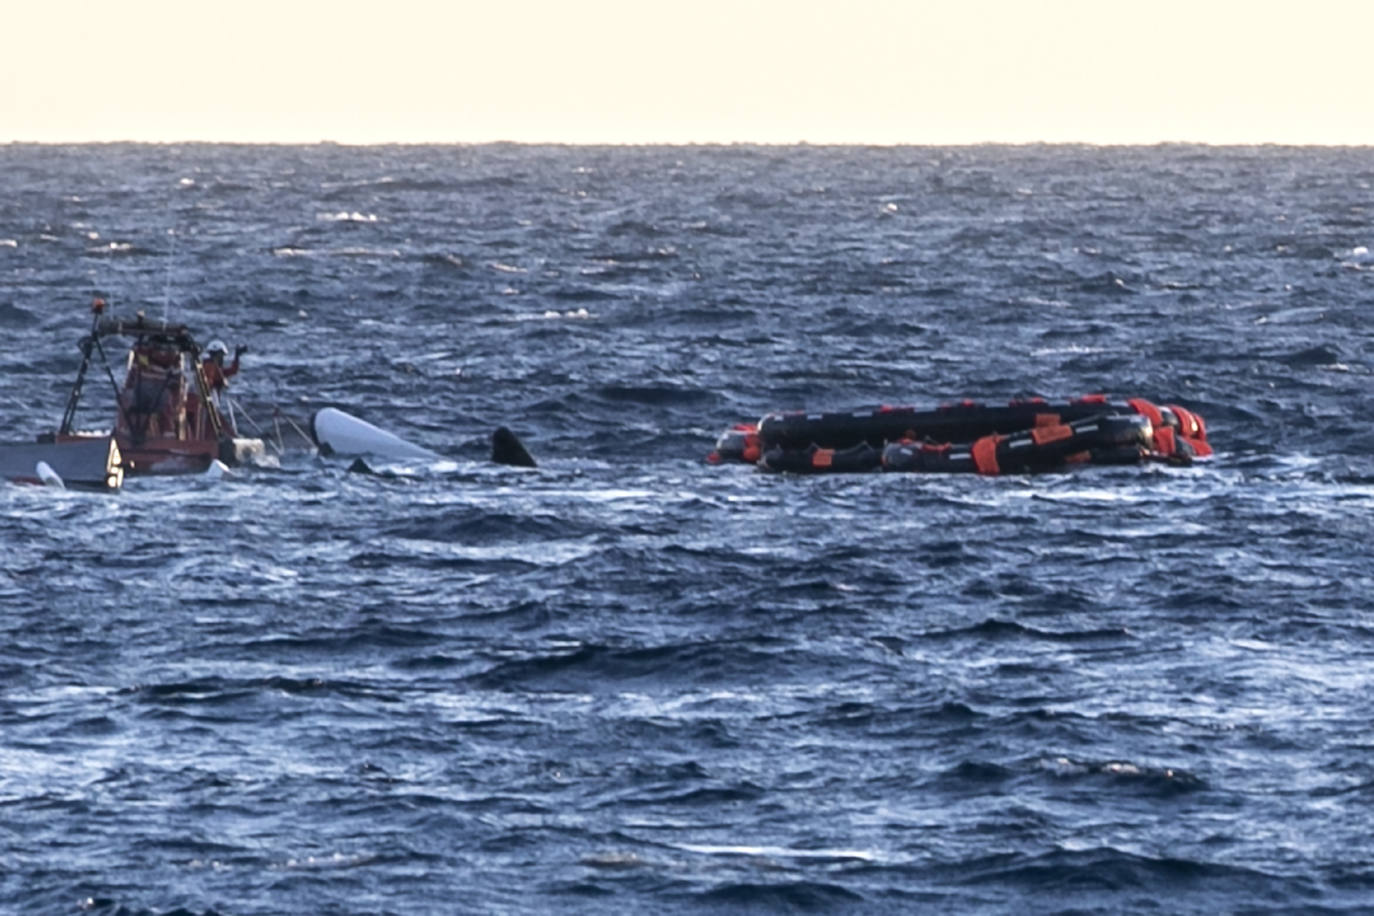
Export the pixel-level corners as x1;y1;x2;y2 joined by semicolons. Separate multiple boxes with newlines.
191;338;247;437
201;339;245;392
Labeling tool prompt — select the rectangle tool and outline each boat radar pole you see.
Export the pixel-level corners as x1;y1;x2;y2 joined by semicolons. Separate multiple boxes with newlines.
58;297;129;437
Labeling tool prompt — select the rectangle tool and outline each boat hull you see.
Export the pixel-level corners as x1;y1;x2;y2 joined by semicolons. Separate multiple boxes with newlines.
58;433;265;476
1;436;123;489
118;436;220;475
310;407;442;460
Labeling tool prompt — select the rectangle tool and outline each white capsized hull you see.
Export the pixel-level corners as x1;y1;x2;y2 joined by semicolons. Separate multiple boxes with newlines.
310;407;443;461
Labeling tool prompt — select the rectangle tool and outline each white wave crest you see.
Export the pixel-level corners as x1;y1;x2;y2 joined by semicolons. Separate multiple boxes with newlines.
318;211;379;223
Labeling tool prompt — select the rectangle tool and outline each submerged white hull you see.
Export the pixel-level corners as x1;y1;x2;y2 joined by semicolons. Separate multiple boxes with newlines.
310;407;442;461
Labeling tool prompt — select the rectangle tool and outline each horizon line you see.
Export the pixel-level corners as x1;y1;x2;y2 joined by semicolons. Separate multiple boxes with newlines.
5;137;1374;150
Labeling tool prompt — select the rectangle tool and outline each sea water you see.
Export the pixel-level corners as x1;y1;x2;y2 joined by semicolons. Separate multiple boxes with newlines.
1;143;1372;913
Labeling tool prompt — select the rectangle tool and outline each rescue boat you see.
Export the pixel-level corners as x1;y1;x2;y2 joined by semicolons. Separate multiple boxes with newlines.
707;396;1212;475
49;301;266;476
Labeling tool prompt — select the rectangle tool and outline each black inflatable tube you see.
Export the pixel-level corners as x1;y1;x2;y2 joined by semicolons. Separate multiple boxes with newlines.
759;441;883;474
758;400;1142;452
879;414;1152;474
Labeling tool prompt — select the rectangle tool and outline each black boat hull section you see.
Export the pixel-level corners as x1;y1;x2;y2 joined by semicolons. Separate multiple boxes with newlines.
491;426;536;468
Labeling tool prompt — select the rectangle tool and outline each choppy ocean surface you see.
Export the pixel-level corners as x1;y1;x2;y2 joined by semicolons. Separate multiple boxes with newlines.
1;143;1373;914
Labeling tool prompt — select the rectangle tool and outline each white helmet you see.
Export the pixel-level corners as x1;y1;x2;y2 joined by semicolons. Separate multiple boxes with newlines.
205;339;228;356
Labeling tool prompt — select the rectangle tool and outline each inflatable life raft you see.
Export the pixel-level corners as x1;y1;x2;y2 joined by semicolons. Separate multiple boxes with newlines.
706;396;1211;475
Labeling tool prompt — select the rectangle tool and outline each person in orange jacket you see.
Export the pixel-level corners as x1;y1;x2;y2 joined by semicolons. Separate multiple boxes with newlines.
201;339;244;391
190;339;246;437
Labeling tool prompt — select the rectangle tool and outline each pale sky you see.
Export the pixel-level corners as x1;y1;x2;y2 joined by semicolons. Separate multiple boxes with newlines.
4;0;1371;145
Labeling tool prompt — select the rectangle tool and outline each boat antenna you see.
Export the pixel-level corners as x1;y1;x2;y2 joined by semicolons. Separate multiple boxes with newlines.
162;225;177;324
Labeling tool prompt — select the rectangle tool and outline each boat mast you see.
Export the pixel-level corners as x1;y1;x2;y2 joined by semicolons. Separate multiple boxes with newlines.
58;298;121;436
162;225;176;324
